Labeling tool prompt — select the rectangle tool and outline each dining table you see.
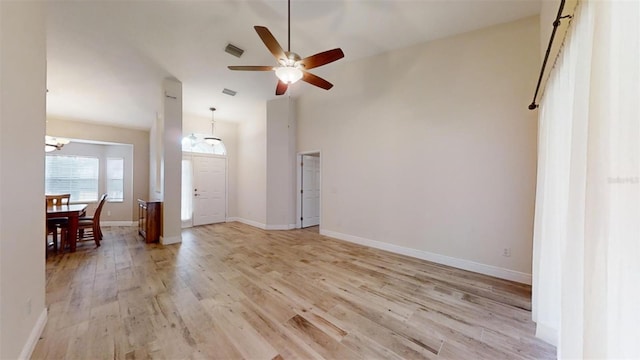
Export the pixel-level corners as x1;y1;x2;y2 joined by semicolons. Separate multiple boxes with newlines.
46;203;87;252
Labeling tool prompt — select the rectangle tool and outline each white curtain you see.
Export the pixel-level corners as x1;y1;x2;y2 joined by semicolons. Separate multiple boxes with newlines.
532;0;640;358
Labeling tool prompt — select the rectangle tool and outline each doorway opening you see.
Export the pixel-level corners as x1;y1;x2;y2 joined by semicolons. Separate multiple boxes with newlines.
296;151;321;230
181;153;227;228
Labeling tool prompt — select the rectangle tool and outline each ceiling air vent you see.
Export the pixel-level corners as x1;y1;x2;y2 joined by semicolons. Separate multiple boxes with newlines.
225;43;244;58
222;88;237;96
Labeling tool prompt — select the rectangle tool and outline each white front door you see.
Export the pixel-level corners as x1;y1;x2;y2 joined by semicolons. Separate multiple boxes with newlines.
192;155;226;226
181;157;194;227
301;155;320;228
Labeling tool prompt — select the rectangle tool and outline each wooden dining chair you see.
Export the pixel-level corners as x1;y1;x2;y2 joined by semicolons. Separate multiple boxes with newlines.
78;193;107;247
46;194;71;207
46;194;71;254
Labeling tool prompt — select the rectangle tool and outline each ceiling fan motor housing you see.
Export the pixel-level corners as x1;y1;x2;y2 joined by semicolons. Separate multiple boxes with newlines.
280;52;302;67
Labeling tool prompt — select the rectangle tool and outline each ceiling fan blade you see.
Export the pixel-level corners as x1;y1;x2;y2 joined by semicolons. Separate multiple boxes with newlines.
299;48;345;70
228;66;274;71
301;71;333;90
275;80;289;95
254;26;286;62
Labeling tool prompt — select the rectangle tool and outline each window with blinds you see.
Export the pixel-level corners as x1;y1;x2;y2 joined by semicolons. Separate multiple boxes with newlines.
107;157;124;202
45;155;99;202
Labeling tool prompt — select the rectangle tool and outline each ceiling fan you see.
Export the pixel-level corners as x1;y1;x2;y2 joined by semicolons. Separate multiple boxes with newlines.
228;0;344;96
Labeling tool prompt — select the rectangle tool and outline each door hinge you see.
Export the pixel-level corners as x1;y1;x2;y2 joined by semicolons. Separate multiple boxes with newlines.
300;189;303;194
300;217;303;221
301;162;304;166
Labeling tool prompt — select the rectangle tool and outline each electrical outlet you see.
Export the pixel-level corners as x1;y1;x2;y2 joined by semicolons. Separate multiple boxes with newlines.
502;248;512;257
26;298;31;315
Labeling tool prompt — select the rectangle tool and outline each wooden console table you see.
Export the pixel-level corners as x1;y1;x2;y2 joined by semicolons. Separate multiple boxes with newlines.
138;199;161;243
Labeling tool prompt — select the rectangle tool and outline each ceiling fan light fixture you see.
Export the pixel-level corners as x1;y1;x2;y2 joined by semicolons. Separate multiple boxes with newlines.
227;0;344;95
45;135;70;152
275;66;303;84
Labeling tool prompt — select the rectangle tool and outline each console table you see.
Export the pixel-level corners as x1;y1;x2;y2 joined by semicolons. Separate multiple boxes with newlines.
137;199;161;243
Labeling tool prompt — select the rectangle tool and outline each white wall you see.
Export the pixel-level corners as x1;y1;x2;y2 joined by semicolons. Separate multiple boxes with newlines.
266;98;297;229
235;103;268;226
46;117;150;221
0;2;47;358
183;115;238;217
160;79;183;245
49;142;134;222
149;113;163;199
296;16;540;283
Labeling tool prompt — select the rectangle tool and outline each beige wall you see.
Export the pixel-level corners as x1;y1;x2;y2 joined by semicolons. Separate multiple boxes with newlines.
266;98;297;228
0;2;47;358
149;114;162;200
159;79;183;244
183;115;239;218
236;103;267;226
46;117;150;221
297;16;540;282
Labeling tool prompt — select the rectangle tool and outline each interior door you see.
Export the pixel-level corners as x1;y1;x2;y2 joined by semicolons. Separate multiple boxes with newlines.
301;155;320;228
193;155;226;226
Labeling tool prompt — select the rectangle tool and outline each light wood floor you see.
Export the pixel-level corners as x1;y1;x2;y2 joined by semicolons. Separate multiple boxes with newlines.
33;222;555;359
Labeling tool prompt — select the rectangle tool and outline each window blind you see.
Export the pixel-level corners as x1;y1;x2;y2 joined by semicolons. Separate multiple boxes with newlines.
45;155;99;202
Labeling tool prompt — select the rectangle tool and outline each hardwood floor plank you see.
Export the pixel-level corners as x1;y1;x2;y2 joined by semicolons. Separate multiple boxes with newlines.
227;275;297;324
340;331;407;360
480;328;556;359
31;322;76;360
235;298;324;360
327;304;440;359
201;299;280;360
33;223;555;359
86;301;121;359
285;314;361;359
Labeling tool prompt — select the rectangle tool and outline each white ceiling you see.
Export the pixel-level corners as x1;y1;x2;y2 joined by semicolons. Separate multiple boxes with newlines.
45;0;541;129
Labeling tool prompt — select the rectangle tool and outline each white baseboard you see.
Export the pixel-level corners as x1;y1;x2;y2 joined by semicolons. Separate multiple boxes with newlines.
160;235;182;245
102;221;137;227
265;224;296;230
535;323;559;346
320;229;532;285
19;308;47;360
220;221;531;284
228;218;295;231
227;217;267;230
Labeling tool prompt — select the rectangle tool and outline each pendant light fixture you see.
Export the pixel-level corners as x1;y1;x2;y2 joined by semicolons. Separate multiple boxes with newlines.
204;107;222;145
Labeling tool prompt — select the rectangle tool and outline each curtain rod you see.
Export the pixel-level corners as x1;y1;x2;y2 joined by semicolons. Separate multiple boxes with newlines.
528;0;573;110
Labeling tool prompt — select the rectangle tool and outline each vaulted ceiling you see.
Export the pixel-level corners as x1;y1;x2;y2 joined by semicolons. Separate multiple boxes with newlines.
45;0;540;129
